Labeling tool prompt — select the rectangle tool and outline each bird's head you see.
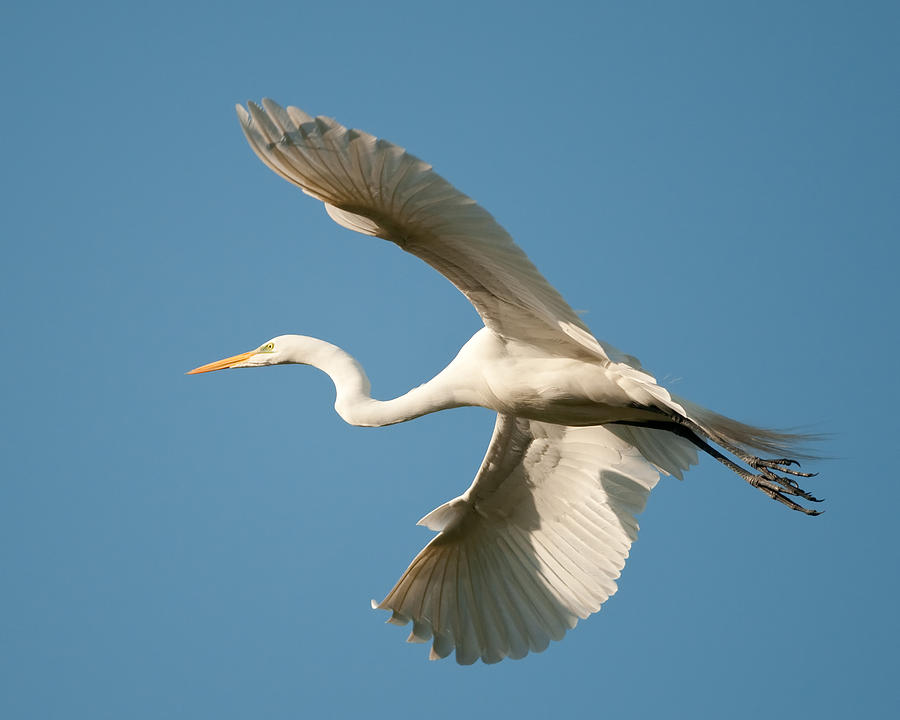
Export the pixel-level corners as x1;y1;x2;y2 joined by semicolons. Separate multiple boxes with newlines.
187;335;301;374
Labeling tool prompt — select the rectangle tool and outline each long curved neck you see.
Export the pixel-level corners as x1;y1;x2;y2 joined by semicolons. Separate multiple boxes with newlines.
289;336;470;427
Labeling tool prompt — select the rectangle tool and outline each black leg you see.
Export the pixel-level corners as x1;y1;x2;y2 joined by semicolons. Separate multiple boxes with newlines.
610;417;823;515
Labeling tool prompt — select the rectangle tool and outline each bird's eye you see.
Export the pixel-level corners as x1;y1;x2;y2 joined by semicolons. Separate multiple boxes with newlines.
260;342;275;352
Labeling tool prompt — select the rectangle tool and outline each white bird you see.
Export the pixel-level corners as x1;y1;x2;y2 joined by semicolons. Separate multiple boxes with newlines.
189;99;820;664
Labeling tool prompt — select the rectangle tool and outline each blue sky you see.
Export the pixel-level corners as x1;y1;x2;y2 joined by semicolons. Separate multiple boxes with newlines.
2;1;898;717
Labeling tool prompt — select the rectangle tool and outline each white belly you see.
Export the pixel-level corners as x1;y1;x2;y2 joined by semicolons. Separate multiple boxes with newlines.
480;354;674;425
441;329;683;426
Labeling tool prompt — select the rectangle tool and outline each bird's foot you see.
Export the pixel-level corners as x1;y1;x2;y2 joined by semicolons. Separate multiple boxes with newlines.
746;465;823;515
749;457;822;499
750;457;817;479
629;416;825;516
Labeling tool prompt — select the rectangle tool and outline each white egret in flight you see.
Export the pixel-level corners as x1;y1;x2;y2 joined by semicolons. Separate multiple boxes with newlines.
189;99;820;664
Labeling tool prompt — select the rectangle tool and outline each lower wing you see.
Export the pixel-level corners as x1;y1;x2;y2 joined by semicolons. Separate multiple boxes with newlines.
373;414;697;664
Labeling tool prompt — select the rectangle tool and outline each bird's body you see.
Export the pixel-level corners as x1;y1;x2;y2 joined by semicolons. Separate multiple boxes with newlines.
261;329;676;428
189;99;821;664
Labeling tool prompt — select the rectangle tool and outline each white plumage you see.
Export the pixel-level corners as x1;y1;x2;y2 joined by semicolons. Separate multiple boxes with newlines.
189;99;821;664
380;417;685;664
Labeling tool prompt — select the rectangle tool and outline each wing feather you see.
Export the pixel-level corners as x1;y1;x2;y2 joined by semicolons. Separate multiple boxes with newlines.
374;414;697;663
237;99;633;361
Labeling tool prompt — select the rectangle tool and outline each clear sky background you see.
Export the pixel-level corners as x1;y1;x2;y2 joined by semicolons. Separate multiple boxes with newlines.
2;1;898;718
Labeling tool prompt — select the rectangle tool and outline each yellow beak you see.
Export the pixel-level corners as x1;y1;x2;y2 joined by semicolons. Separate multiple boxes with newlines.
186;350;257;375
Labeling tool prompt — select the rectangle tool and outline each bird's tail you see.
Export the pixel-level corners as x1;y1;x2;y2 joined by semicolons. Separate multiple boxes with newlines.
675;396;823;460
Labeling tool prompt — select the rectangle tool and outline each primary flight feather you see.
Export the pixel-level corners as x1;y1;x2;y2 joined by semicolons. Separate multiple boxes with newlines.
189;99;821;664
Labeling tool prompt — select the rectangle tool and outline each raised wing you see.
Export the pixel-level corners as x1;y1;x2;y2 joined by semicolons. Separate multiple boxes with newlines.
373;415;697;664
237;99;628;362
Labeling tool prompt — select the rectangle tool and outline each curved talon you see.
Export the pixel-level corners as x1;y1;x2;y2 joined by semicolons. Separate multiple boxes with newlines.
753;459;815;478
781;459;800;468
765;466;816;479
755;480;823;515
780;468;816;478
753;458;791;467
760;458;801;468
760;469;800;487
768;480;812;499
